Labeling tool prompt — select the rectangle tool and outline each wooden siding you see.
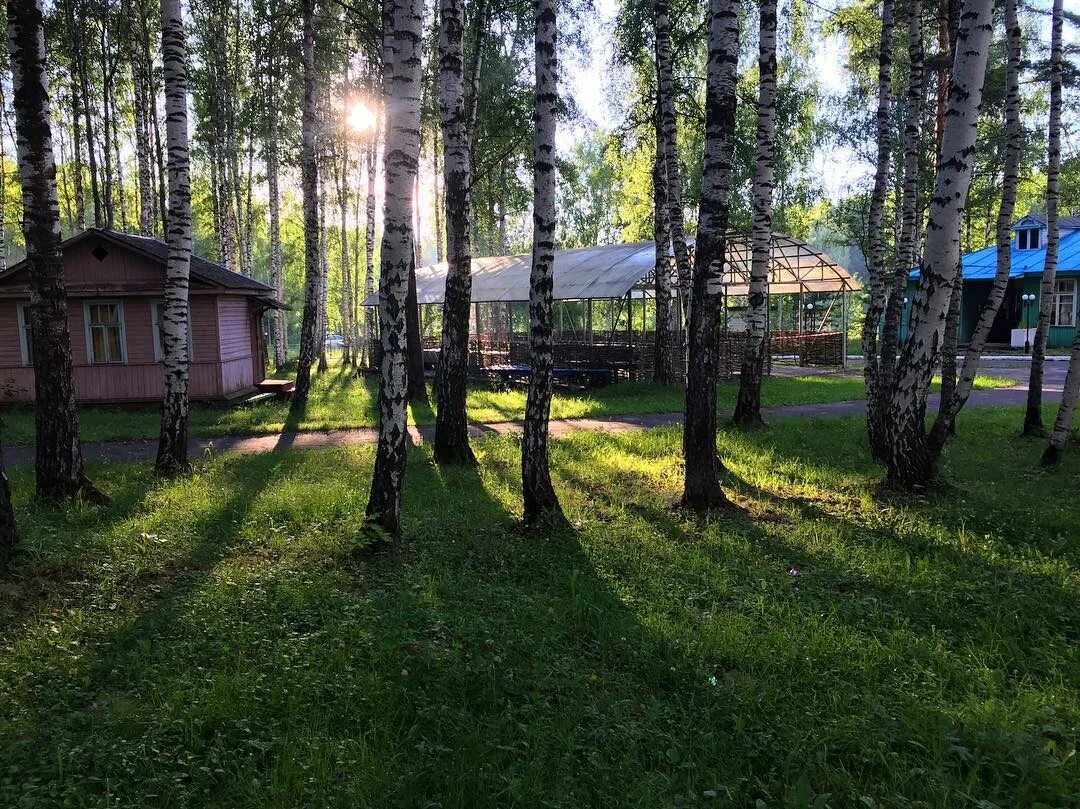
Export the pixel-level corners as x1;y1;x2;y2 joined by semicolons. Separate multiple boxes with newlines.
0;294;233;402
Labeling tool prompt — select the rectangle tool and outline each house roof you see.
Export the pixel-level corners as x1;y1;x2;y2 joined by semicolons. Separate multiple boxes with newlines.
0;228;278;296
915;228;1080;282
1013;212;1080;231
363;235;858;306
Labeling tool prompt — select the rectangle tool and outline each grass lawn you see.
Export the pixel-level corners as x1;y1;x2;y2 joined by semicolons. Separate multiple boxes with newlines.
0;407;1075;807
0;368;1015;445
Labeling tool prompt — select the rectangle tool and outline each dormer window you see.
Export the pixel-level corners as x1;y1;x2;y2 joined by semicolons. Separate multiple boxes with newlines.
1017;228;1041;250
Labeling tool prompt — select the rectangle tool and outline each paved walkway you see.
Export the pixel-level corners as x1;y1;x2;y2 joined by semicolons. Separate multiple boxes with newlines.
2;372;1065;466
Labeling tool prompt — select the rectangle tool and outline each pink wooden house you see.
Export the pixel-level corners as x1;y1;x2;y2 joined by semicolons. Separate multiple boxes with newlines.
0;228;285;403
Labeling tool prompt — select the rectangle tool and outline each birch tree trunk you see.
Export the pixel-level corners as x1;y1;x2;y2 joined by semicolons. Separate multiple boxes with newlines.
1025;0;1063;438
928;0;1020;456
682;0;739;510
433;0;476;465
154;0;192;477
290;0;321;411
879;0;922;398
8;0;92;501
364;138;377;366
885;0;994;487
69;66;85;230
1039;0;1074;465
365;0;423;538
317;164;330;373
654;0;693;311
861;0;894;463
521;0;564;524
267;98;286;369
131;13;154;237
652;111;677;385
733;0;776;428
337;141;354;368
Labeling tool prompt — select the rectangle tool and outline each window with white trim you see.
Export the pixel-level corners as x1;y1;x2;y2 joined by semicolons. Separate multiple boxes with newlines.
1051;279;1076;327
1017;228;1041;250
84;301;126;364
151;300;193;362
16;303;33;366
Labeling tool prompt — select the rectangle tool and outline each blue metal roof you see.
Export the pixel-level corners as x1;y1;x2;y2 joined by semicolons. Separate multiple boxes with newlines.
912;227;1080;281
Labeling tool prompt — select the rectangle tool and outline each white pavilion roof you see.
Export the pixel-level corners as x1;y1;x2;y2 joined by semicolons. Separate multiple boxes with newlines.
362;235;858;306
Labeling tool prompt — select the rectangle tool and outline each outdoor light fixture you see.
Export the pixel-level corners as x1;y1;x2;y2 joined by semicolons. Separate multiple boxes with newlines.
902;298;910;342
1021;292;1036;353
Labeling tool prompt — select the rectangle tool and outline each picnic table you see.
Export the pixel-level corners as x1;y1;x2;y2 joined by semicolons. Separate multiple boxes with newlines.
485;364;614;388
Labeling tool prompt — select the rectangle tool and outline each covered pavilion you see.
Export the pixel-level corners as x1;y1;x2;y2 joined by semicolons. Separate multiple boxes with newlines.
360;234;859;383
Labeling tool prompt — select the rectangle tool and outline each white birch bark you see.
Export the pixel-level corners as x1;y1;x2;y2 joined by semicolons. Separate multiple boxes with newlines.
365;0;423;537
929;0;1020;453
290;0;321;409
1026;0;1063;437
433;0;477;465
682;0;739;509
521;0;564;524
862;0;894;462
8;0;90;500
733;0;776;428
1040;0;1073;464
155;0;192;476
885;0;994;486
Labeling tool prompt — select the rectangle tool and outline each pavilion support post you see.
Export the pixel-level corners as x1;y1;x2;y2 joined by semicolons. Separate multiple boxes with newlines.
841;290;848;368
586;298;593;344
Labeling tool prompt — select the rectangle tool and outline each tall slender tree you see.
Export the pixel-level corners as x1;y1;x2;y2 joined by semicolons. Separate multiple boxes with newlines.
682;0;739;510
1024;0;1063;438
433;0;476;465
653;0;693;316
521;0;564;524
365;0;424;537
652;114;677;384
861;0;894;463
154;0;193;476
291;0;321;412
879;0;922;406
929;0;1020;454
732;0;777;428
884;0;994;487
1039;0;1075;465
363;134;378;366
8;0;95;501
0;441;15;564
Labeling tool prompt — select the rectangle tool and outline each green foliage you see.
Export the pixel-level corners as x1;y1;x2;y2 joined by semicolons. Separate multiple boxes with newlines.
0;408;1076;805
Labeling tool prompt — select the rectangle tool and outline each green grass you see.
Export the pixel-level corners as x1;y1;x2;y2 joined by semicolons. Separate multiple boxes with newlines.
0;369;1016;445
0;407;1075;807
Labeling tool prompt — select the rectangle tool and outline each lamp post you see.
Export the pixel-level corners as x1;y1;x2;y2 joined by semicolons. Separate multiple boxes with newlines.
1021;292;1036;353
902;297;909;343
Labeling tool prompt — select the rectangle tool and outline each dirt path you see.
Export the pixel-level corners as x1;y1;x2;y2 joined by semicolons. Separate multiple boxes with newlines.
2;376;1063;466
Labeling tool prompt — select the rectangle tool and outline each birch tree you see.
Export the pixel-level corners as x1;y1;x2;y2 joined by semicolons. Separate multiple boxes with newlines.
363;136;377;366
653;0;692;319
860;0;894;463
8;0;95;501
732;0;776;428
1024;0;1063;438
154;0;193;476
652;114;677;385
682;0;739;510
878;0;921;406
433;0;476;465
1039;0;1075;465
928;0;1020;454
884;0;994;487
365;0;423;537
290;0;321;412
521;0;564;524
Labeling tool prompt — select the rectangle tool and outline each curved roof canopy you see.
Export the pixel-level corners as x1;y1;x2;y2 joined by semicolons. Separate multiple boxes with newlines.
364;235;858;306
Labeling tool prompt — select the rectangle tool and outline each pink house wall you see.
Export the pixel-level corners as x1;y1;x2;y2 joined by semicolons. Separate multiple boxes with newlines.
0;236;270;403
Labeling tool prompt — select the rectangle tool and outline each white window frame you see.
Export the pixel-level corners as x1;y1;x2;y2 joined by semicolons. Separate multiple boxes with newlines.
1017;228;1041;251
16;303;33;366
83;300;127;365
1051;279;1076;328
151;299;193;363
